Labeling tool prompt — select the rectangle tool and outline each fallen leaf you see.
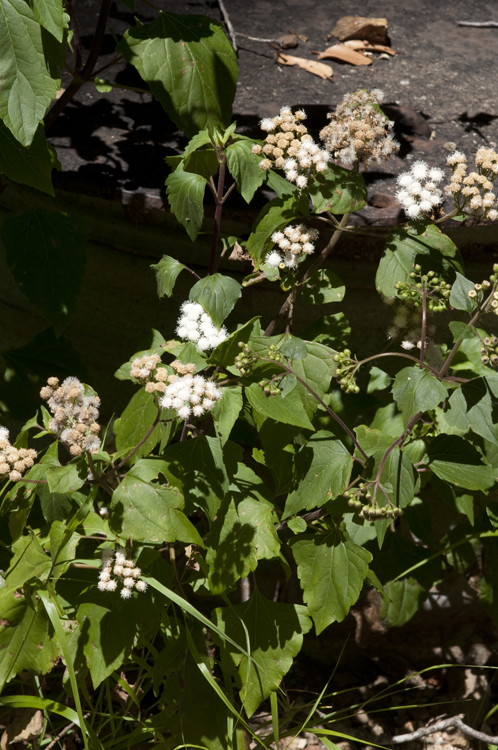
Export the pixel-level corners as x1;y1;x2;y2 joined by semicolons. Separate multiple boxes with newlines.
317;44;371;66
328;16;389;45
1;709;43;747
277;53;333;79
343;40;396;55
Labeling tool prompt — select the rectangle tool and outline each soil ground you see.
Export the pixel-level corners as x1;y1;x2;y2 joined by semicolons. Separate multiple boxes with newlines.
5;3;498;746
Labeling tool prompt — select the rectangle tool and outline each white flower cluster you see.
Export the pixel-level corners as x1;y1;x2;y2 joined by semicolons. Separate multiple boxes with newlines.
0;427;36;483
252;106;331;189
176;302;227;352
98;548;148;599
40;377;101;456
319;89;399;168
265;224;319;270
159;371;222;421
130;353;171;394
446;148;498;220
395;161;444;219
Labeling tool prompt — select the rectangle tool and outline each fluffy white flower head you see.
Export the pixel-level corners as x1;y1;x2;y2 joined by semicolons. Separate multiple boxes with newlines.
176;302;227;352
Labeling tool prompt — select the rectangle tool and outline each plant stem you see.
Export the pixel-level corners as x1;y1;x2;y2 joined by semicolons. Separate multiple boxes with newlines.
374;411;423;490
104;408;161;477
66;1;83;74
44;0;114;131
86;452;113;496
208;154;227;276
264;212;350;336
420;288;427;369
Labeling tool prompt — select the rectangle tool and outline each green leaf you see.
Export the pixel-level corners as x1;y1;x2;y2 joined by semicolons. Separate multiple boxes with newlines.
46;461;86;494
184;147;219;180
0;588;60;689
246;194;306;263
207;317;260;369
226;139;265;203
3;532;51;592
392;366;448;425
76;592;160;688
290;529;372;634
301;269;346;305
283;431;353;518
0;121;55;194
110;458;203;545
150;255;187;298
291;341;337;420
245;382;314;431
32;0;64;41
114;389;163;464
427;434;497;490
376;223;462;298
308;164;367;214
379;577;426;627
302;312;351;349
116;13;237;137
448;321;477;342
206;495;281;594
281;337;307;360
211;386;242;445
449;272;476;313
94;76;112;93
165;168;206;241
213;591;312;717
2;210;86;334
264;168;297;197
444;376;498;446
189;273;242;326
160;436;231;521
48;521;80;579
0;0;63;145
367;367;391;394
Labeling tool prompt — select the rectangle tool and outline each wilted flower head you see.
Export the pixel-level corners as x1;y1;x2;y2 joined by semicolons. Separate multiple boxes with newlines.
446;147;498;220
319;89;399;168
40;376;101;456
0;426;37;483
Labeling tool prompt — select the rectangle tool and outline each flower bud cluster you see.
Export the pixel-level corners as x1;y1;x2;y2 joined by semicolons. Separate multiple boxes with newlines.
235;344;259;376
0;427;36;483
40;377;101;456
467;267;498;317
395;161;444;219
98;548;148;599
252;106;331;189
344;485;402;520
176;302;228;352
319;89;398;168
395;267;451;313
333;349;359;394
159;370;222;420
265;224;319;270
446;148;498;220
479;336;498;368
258;377;281;397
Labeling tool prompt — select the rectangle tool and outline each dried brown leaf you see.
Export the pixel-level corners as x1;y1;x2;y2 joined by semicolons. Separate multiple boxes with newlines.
328;16;389;45
277;53;333;79
343;40;396;55
2;710;43;746
317;45;372;66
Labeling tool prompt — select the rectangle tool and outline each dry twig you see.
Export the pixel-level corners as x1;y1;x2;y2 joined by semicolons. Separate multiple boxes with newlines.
457;21;498;27
391;714;498;744
218;0;238;51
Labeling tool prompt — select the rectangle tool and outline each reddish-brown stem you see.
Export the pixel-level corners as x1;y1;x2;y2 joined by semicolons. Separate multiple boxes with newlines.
208;156;227;276
420;288;427;369
44;0;113;131
66;1;83;74
18;479;48;484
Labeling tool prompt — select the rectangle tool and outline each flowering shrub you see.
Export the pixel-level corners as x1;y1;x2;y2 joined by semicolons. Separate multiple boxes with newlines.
2;6;498;749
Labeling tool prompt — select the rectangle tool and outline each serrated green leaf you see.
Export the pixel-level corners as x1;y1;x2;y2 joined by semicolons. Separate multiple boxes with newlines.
46;461;86;494
448;321;477;342
427;434;497;490
0;588;60;689
110;458;203;545
94;76;112;93
291;340;337;420
3;532;51;592
449;272;476;313
302;312;351;349
301;269;346;305
226;139;264;203
189;273;242;327
245;382;314;431
0;121;55;194
379;577;426;627
444;376;498;446
283;431;353;518
367;366;391;394
290;530;372;634
207;316;260;369
2;210;86;334
32;0;64;41
150;254;187;298
211;386;242;446
281;337;307;360
246;194;306;263
392;366;447;425
114;389;167;464
213;591;312;716
165;168;206;241
0;0;63;145
160;436;231;521
288;516;307;534
206;495;280;594
265;168;297;197
308;164;367;214
376;223;463;298
116;13;237;137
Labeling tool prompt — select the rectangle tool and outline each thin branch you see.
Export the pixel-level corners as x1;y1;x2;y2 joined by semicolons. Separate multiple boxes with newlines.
420;288;427;369
208;155;227;276
218;0;238;51
18;479;48;484
374;411;423;489
104;408;162;476
235;32;280;43
86;452;113;497
457;21;498;27
45;714;91;750
392;714;498;744
66;1;83;73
